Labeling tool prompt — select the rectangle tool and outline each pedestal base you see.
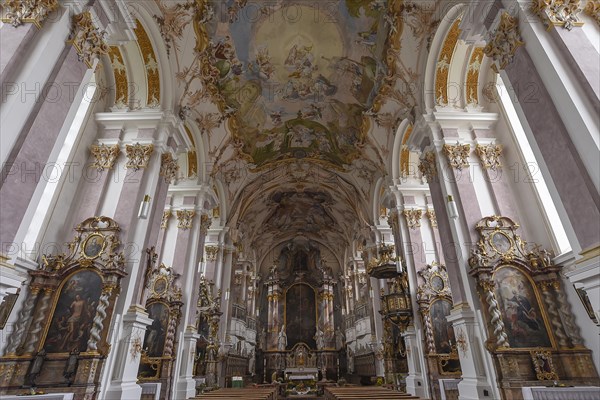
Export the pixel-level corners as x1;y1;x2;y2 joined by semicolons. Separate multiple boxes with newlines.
104;381;143;400
406;375;427;398
457;377;494;400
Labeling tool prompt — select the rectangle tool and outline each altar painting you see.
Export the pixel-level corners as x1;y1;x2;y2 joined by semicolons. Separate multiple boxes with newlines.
286;284;317;349
430;299;455;354
143;302;169;357
493;267;551;348
44;270;103;353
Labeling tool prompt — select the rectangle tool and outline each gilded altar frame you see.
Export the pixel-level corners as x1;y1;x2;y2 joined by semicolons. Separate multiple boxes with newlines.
468;216;598;398
417;263;461;398
0;217;127;397
138;260;183;390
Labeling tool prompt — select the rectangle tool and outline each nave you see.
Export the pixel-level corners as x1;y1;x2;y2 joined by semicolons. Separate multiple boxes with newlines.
0;0;599;399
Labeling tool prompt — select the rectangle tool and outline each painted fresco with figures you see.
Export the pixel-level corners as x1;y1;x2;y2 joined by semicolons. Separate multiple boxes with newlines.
0;1;598;400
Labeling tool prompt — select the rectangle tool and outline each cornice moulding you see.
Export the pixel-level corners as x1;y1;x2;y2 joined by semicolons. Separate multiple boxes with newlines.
95;111;165;130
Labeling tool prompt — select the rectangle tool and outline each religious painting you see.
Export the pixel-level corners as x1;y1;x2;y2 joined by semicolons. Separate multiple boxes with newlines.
266;191;334;234
0;290;19;329
285;283;317;349
531;350;558;380
143;302;170;357
175;1;394;169
44;270;103;353
431;275;445;292
430;299;455;354
493;267;551;348
82;233;105;259
153;277;167;296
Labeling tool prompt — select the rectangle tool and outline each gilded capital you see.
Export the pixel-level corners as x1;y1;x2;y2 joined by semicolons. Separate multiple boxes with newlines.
418;151;437;182
67;12;109;68
125;143;154;170
160;153;179;184
205;245;219;261
475;144;502;170
2;0;58;28
443;143;471;170
425;209;437;228
484;12;524;73
200;214;212;234
90;143;120;171
585;0;600;24
160;210;172;230
531;0;584;30
403;209;423;230
176;210;195;230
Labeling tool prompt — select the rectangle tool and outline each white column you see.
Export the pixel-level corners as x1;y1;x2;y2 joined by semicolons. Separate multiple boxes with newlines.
403;327;428;398
104;306;152;400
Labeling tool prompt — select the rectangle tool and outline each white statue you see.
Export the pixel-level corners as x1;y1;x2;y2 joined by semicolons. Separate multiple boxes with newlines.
248;349;256;375
335;327;345;350
314;327;325;350
347;347;354;374
277;325;287;351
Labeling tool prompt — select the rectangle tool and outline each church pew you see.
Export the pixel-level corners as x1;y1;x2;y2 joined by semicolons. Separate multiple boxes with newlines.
193;387;276;400
324;386;421;400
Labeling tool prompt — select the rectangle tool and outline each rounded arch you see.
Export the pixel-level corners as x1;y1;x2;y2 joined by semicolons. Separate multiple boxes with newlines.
256;236;343;275
423;3;466;112
390;118;413;183
125;3;173;111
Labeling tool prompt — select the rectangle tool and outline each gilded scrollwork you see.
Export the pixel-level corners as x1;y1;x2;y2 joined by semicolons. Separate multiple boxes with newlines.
425;208;437;228
418;151;437;181
160;210;172;230
443;143;471;170
530;349;559;380
176;209;195;230
200;213;211;234
531;0;583;30
160;153;179;184
403;208;422;230
130;334;143;361
435;19;461;106
484;12;524;73
475;144;502;170
466;47;485;105
205;245;219;261
67;12;109;68
90;143;120;171
455;328;469;357
585;0;600;24
2;0;58;28
108;46;128;108
134;20;161;108
125;143;154;170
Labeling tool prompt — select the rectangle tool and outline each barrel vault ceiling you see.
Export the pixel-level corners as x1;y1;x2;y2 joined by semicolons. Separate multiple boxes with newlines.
150;0;438;267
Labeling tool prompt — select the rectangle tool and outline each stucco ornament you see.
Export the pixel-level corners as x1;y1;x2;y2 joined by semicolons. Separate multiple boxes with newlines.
68;11;109;68
2;0;58;27
531;0;583;30
443;143;471;170
90;144;120;171
125;143;154;170
483;12;524;73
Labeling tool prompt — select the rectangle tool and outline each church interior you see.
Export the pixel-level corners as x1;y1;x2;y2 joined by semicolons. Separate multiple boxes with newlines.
0;1;599;399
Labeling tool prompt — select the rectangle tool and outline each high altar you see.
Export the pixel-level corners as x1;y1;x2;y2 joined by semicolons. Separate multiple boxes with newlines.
259;239;341;383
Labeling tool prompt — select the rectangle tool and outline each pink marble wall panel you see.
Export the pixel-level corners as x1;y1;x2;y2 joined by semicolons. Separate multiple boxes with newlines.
428;177;467;304
506;49;600;250
0;46;86;252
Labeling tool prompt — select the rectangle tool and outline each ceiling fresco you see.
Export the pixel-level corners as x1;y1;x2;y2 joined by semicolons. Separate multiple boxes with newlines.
151;0;438;253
